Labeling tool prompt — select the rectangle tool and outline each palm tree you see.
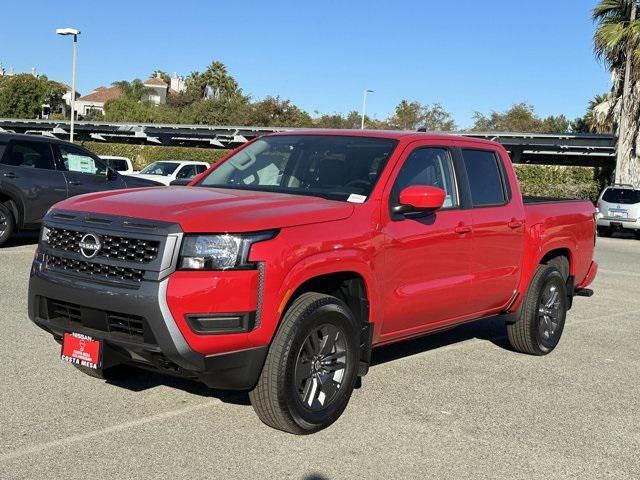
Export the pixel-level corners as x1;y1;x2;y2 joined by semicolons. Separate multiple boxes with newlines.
585;93;614;133
593;0;640;184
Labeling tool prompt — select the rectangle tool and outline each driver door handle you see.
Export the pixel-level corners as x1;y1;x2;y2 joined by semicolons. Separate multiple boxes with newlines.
2;172;17;179
68;180;82;186
508;219;523;229
454;223;472;235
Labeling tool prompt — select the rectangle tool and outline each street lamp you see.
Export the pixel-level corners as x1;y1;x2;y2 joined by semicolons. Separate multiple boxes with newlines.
56;27;80;142
361;89;374;129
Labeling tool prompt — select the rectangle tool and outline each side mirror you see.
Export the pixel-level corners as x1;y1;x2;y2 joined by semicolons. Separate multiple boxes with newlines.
106;168;117;180
394;185;446;215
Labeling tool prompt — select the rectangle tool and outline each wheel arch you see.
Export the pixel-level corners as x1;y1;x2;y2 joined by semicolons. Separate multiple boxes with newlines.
0;189;21;227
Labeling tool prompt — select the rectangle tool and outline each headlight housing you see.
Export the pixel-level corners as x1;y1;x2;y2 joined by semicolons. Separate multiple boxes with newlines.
41;226;51;243
178;231;277;270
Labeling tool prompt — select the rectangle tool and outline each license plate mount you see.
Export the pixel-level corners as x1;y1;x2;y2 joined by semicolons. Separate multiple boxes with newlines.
61;332;102;369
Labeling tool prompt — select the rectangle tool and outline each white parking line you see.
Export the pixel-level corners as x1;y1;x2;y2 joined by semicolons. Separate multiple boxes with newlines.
0;400;217;463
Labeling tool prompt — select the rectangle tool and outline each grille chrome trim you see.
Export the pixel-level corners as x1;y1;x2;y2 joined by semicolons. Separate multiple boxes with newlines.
45;254;145;283
47;226;160;263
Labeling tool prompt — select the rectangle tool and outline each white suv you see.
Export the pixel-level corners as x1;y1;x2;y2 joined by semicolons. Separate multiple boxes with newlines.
130;161;209;186
596;184;640;237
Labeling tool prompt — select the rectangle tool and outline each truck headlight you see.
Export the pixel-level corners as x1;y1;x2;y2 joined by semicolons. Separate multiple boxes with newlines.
41;226;51;243
179;231;277;270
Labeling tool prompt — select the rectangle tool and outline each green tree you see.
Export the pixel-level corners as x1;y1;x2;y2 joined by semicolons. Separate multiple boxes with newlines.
112;79;151;101
151;70;171;84
573;93;614;133
388;100;456;131
0;74;65;118
185;61;242;101
593;0;640;184
247;96;313;127
471;103;569;133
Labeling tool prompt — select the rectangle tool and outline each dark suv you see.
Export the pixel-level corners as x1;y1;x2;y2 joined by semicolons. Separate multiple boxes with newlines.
0;133;161;246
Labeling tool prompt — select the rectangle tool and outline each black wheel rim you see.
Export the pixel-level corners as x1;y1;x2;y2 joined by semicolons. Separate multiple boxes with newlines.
294;323;348;411
538;280;562;345
0;210;6;235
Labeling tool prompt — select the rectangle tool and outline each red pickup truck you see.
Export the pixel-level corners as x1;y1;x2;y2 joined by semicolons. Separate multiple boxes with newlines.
28;130;598;434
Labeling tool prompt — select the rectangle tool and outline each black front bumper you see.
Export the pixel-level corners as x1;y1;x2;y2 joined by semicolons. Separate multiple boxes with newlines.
28;259;267;390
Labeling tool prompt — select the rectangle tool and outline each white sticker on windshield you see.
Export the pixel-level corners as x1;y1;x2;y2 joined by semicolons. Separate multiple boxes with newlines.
347;194;367;204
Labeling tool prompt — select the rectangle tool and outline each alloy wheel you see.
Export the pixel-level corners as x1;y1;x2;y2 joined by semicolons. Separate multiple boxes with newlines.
294;324;348;411
538;282;562;342
0;210;7;235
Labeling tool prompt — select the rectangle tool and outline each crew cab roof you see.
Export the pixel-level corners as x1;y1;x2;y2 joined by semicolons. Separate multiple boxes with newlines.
265;129;501;146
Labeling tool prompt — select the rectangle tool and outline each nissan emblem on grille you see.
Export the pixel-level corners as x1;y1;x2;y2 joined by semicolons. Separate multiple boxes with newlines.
79;233;102;259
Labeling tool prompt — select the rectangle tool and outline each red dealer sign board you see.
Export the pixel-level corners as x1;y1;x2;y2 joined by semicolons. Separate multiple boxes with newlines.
61;332;102;369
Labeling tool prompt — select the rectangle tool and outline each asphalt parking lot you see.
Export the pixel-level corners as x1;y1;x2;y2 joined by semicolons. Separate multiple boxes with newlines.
0;232;638;480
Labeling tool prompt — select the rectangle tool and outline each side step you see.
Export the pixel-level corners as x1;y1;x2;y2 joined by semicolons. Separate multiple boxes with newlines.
575;288;594;297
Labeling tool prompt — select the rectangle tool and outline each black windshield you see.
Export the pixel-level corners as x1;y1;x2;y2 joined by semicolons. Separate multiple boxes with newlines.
198;135;398;201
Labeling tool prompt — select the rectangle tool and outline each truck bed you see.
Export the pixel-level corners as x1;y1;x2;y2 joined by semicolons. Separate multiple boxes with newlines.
523;196;592;204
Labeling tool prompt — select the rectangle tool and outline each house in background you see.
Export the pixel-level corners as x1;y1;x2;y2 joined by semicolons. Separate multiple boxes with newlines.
143;75;168;105
75;85;122;117
169;72;187;94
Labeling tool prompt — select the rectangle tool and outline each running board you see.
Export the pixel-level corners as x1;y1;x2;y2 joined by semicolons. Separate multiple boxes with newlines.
575;288;594;297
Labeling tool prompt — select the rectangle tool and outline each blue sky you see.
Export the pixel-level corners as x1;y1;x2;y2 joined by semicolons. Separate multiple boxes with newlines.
0;0;610;128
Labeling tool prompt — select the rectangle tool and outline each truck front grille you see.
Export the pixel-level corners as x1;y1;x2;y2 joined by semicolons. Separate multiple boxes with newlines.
47;227;160;263
45;298;152;343
46;254;145;283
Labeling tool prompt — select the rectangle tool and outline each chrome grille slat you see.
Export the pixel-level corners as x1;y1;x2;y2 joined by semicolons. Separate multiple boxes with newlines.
47;227;160;263
46;254;144;283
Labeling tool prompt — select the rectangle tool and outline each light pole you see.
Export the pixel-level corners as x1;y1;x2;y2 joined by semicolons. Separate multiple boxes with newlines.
56;27;80;142
361;89;374;129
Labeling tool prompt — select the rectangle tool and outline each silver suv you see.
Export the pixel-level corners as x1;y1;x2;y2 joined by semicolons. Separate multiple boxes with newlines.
596;184;640;237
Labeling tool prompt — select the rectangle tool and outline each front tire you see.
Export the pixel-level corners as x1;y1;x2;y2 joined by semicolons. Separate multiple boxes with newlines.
507;264;568;356
0;202;15;247
249;292;360;434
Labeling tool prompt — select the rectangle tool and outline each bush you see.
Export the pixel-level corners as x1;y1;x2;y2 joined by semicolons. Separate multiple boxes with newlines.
514;165;602;202
78;142;230;171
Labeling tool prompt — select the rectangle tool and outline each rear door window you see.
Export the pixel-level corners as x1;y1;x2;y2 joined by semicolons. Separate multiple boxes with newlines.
461;149;507;207
602;188;640;204
56;145;106;175
1;141;56;170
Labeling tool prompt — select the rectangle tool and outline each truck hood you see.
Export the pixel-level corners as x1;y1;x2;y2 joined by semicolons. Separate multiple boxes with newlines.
54;187;355;232
126;173;172;185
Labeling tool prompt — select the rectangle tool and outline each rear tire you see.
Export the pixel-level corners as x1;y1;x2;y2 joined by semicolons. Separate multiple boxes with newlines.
249;292;360;434
0;202;15;247
597;226;612;237
507;264;568;356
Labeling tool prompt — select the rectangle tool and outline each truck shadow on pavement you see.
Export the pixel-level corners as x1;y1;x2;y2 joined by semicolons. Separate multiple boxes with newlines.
106;316;510;404
370;315;509;368
2;231;39;247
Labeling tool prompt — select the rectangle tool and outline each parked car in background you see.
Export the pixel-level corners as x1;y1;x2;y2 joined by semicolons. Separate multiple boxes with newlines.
0;133;162;246
130;160;209;186
29;130;598;434
99;156;135;175
596;184;640;237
